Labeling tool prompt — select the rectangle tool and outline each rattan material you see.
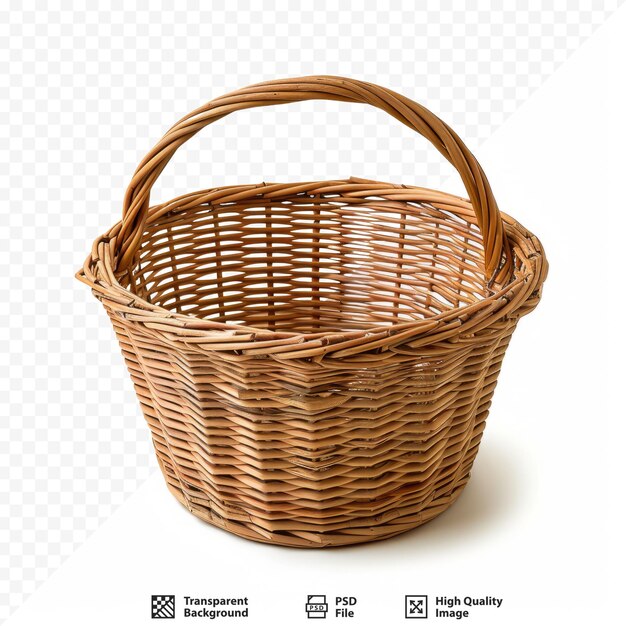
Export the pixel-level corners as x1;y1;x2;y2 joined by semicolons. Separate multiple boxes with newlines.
77;76;547;547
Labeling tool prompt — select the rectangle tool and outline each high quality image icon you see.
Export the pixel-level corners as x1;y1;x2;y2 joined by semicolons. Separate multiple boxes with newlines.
405;595;428;619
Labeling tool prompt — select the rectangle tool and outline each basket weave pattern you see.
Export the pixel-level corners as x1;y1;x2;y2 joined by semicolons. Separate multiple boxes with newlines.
78;77;547;547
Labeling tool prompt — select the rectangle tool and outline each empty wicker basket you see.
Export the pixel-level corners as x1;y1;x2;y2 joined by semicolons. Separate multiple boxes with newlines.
78;76;547;547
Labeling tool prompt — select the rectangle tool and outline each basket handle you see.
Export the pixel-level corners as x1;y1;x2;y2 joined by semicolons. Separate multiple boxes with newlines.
117;75;511;281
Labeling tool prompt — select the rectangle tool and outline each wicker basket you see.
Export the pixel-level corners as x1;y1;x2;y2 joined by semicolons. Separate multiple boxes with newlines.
78;76;547;547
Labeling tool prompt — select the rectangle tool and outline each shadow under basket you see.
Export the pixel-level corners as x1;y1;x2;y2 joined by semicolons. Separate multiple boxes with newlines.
77;76;547;547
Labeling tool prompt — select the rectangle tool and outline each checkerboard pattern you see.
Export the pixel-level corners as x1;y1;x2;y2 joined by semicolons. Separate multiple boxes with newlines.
151;595;175;619
0;1;622;622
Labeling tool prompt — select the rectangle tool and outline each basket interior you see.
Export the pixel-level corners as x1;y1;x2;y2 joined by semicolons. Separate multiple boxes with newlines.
126;189;488;333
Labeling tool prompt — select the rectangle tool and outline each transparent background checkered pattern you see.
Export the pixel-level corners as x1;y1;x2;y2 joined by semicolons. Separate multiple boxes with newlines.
0;1;621;621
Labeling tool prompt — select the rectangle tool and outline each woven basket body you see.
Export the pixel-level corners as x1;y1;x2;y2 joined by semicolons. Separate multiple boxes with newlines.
78;77;547;547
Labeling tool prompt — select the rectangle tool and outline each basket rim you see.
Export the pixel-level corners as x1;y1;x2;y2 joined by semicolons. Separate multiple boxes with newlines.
77;178;547;359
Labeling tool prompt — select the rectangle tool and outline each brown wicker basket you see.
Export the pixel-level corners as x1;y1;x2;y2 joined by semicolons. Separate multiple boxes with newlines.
77;76;547;547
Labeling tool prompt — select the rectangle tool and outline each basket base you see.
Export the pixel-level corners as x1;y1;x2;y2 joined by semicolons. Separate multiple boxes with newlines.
157;456;470;548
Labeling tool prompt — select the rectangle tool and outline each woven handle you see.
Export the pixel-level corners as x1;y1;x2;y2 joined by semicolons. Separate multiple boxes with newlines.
117;75;510;280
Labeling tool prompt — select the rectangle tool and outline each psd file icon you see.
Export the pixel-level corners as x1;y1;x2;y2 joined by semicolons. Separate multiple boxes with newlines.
405;595;428;619
305;595;328;618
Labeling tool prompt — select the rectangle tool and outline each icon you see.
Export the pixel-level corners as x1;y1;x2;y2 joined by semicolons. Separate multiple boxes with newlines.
305;595;328;618
405;595;428;619
152;595;175;619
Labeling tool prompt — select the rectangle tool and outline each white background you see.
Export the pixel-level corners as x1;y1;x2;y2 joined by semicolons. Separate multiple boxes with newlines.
1;3;625;625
